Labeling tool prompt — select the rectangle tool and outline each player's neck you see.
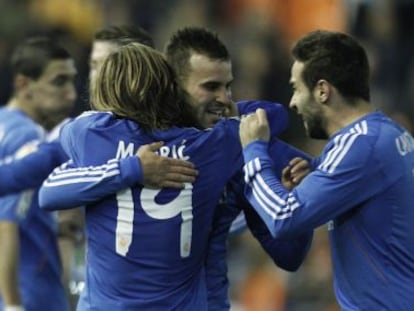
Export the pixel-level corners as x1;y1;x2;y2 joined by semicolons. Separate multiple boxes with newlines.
327;100;374;136
7;96;41;124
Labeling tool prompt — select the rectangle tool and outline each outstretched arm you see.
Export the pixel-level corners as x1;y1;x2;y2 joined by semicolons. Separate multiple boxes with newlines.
239;109;386;238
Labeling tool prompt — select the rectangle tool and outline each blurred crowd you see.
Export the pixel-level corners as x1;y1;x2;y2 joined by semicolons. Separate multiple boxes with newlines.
0;0;413;310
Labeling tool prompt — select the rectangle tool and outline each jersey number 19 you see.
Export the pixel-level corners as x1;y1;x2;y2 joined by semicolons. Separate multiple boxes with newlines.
115;184;194;258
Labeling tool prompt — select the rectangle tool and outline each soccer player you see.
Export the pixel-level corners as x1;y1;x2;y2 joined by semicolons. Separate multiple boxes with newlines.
41;43;290;310
0;37;76;311
165;27;313;309
239;30;414;309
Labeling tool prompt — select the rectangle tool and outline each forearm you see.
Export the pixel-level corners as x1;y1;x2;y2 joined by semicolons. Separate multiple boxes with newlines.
39;157;141;210
243;201;311;270
0;222;22;305
259;230;313;271
243;141;305;238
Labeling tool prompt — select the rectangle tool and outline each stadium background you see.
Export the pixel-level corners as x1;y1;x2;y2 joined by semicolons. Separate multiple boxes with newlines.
0;1;413;310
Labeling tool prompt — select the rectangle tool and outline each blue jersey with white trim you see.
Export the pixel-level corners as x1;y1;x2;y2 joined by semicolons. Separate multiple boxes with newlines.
55;111;244;310
242;111;414;310
0;107;69;311
206;139;313;310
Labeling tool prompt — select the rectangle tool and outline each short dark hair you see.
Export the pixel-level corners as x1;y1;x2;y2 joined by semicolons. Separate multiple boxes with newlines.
10;37;71;80
94;25;155;48
292;30;370;102
165;27;230;82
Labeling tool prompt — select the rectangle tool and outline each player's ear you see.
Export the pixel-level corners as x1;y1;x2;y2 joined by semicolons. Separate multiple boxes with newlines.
14;74;35;100
14;74;31;92
314;79;330;105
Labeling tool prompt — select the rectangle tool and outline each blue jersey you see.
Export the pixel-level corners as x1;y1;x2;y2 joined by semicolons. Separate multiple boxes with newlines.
242;111;414;310
0;107;69;311
51;111;246;310
205;139;314;310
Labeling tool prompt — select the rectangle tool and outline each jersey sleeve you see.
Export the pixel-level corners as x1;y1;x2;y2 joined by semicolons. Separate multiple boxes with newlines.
228;170;313;271
228;139;313;235
0;126;43;222
243;201;313;271
205;139;315;304
39;156;143;211
0;141;67;195
39;112;146;211
242;135;387;238
268;138;313;173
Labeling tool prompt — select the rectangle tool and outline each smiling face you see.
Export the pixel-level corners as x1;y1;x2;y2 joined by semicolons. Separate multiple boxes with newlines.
182;53;233;128
289;61;328;139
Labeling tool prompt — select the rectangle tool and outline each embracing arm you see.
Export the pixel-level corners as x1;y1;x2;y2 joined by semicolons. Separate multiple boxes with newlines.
39;156;141;210
0;141;66;195
39;142;198;211
225;136;314;270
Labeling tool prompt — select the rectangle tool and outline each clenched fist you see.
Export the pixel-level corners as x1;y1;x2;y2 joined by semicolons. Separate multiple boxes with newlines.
239;108;270;147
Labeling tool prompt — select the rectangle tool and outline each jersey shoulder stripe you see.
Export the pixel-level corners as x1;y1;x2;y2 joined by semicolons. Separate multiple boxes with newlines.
319;120;368;174
43;159;120;187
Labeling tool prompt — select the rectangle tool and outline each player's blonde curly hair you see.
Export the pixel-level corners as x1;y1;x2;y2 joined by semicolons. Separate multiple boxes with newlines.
91;43;198;131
